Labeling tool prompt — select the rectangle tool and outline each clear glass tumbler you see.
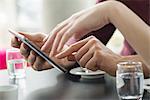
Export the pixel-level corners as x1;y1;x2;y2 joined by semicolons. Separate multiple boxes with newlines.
6;48;27;79
116;61;144;100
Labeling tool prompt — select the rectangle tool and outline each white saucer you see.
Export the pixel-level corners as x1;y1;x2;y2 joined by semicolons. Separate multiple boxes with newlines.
70;67;105;77
144;79;150;93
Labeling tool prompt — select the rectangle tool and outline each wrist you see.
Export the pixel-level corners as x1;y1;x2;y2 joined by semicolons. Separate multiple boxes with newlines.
94;1;123;28
102;51;123;76
109;54;123;76
106;1;124;25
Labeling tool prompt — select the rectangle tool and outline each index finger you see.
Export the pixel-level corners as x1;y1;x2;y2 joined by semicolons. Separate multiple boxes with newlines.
56;36;93;59
41;20;69;51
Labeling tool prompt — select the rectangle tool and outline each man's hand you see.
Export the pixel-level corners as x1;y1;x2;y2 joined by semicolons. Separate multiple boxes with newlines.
11;32;74;71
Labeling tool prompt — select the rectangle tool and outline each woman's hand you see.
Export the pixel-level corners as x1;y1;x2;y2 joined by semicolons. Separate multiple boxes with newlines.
56;36;122;76
41;1;110;56
11;32;51;70
11;32;74;71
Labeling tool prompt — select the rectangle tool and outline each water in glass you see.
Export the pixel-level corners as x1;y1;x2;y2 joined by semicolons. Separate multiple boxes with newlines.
116;61;144;100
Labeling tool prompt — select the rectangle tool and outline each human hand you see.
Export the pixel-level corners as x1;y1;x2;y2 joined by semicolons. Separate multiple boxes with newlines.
41;1;110;56
11;32;50;70
56;36;122;76
11;32;74;71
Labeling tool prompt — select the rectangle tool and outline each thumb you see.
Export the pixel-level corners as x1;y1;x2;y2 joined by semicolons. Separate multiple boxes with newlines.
18;32;33;40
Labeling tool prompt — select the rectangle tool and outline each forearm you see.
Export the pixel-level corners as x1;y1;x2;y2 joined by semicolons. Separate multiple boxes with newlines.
107;1;150;67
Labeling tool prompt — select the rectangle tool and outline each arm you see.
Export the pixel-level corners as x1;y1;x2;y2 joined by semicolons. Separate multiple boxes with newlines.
106;1;150;67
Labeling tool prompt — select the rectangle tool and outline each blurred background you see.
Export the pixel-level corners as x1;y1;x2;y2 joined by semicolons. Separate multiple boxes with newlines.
0;0;124;54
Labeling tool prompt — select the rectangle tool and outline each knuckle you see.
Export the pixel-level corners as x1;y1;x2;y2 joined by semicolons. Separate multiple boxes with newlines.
70;44;76;49
89;35;95;39
70;14;78;19
11;40;20;48
31;51;36;56
28;54;35;64
19;49;25;55
27;55;32;61
79;60;85;67
11;43;17;48
56;23;61;28
94;45;100;50
90;37;98;44
33;58;42;71
20;49;28;57
95;50;102;58
57;32;63;38
75;52;81;61
65;30;71;36
86;64;97;71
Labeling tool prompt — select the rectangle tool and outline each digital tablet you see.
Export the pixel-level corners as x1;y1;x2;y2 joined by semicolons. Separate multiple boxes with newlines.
9;29;68;73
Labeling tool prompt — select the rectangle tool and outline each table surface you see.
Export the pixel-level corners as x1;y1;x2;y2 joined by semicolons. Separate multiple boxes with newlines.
0;68;150;100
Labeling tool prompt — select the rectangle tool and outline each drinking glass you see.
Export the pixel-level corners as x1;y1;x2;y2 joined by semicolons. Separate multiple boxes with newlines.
6;48;27;79
116;61;144;100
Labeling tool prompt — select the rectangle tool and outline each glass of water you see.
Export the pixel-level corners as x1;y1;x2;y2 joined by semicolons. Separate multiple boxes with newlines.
116;61;144;100
6;48;27;79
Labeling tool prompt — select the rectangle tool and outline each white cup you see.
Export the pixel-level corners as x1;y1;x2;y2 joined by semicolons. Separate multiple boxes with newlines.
0;85;18;100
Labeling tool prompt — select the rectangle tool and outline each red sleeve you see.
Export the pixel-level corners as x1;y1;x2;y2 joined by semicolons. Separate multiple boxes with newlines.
81;24;116;45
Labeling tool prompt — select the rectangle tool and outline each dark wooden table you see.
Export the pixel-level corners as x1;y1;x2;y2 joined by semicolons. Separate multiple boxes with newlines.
0;68;149;100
